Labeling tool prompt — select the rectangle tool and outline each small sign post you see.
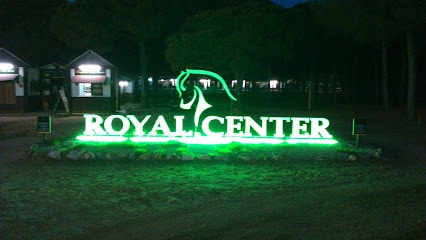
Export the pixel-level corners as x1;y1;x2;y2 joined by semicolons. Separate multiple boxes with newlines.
352;118;367;147
37;116;51;143
53;89;70;115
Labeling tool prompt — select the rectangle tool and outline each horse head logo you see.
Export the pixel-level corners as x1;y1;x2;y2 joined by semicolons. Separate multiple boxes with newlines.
175;69;237;128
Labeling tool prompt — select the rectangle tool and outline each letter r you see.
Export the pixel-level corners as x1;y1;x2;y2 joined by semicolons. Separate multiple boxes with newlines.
83;114;106;135
310;118;332;138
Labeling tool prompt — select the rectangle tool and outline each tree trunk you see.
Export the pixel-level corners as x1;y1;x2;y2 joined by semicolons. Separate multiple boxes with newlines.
351;55;359;104
374;55;380;105
406;31;416;119
398;56;407;107
138;41;148;105
236;79;243;115
381;40;389;111
331;55;337;105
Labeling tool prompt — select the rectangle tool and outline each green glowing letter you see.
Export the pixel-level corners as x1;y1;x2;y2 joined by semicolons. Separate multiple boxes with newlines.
127;115;151;135
243;116;268;137
202;116;225;137
225;116;244;137
290;117;310;138
310;118;332;138
149;115;171;136
174;115;192;136
104;115;130;135
83;114;106;135
175;69;236;128
269;117;290;138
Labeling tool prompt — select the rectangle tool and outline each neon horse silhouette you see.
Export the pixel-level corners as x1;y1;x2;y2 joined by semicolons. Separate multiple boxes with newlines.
175;69;237;129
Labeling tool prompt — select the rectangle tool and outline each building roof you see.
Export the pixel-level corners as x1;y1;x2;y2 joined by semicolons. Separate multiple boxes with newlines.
66;49;115;68
0;48;30;66
40;63;66;69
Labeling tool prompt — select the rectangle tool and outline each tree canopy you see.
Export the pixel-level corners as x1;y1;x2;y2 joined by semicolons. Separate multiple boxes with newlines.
165;1;287;81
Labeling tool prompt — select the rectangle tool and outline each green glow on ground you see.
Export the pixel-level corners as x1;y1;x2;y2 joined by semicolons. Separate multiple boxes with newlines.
130;136;173;143
76;135;127;142
76;135;337;145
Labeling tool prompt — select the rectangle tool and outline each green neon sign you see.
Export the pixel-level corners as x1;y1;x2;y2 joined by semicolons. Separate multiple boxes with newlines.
77;69;338;145
176;69;237;128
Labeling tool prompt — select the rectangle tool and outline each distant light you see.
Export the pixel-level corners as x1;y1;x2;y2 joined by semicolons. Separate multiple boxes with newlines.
78;64;101;73
199;79;210;89
0;63;14;72
270;80;278;88
119;81;128;87
148;77;153;82
231;80;237;87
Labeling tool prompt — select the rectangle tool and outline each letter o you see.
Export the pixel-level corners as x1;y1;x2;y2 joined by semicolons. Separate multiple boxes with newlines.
104;115;130;135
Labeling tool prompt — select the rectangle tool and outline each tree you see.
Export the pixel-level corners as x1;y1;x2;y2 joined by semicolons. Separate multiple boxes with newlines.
49;0;120;55
49;0;253;104
315;0;425;117
284;3;335;102
390;0;426;119
165;1;287;81
165;1;287;113
1;0;67;64
317;0;399;110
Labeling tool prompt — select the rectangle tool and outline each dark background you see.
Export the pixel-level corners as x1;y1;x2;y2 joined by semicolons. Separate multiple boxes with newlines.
0;0;425;116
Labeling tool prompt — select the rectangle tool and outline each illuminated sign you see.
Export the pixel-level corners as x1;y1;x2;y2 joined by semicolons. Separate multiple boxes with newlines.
0;63;17;73
76;64;105;75
77;69;338;145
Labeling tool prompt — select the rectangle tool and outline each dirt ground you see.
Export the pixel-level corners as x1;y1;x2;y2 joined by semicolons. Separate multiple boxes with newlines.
0;106;425;239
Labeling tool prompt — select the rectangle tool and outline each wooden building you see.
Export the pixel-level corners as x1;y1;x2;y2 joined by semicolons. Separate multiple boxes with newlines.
39;63;67;111
0;48;38;112
66;50;118;113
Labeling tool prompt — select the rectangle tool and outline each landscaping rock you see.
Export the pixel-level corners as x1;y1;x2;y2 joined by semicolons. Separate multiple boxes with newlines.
373;151;381;158
198;154;210;161
66;151;81;161
138;154;150;161
83;152;96;160
47;151;62;160
348;154;357;161
105;153;114;160
182;155;194;161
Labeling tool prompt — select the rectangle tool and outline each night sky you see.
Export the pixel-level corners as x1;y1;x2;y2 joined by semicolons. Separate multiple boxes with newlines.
272;0;308;7
66;0;309;8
